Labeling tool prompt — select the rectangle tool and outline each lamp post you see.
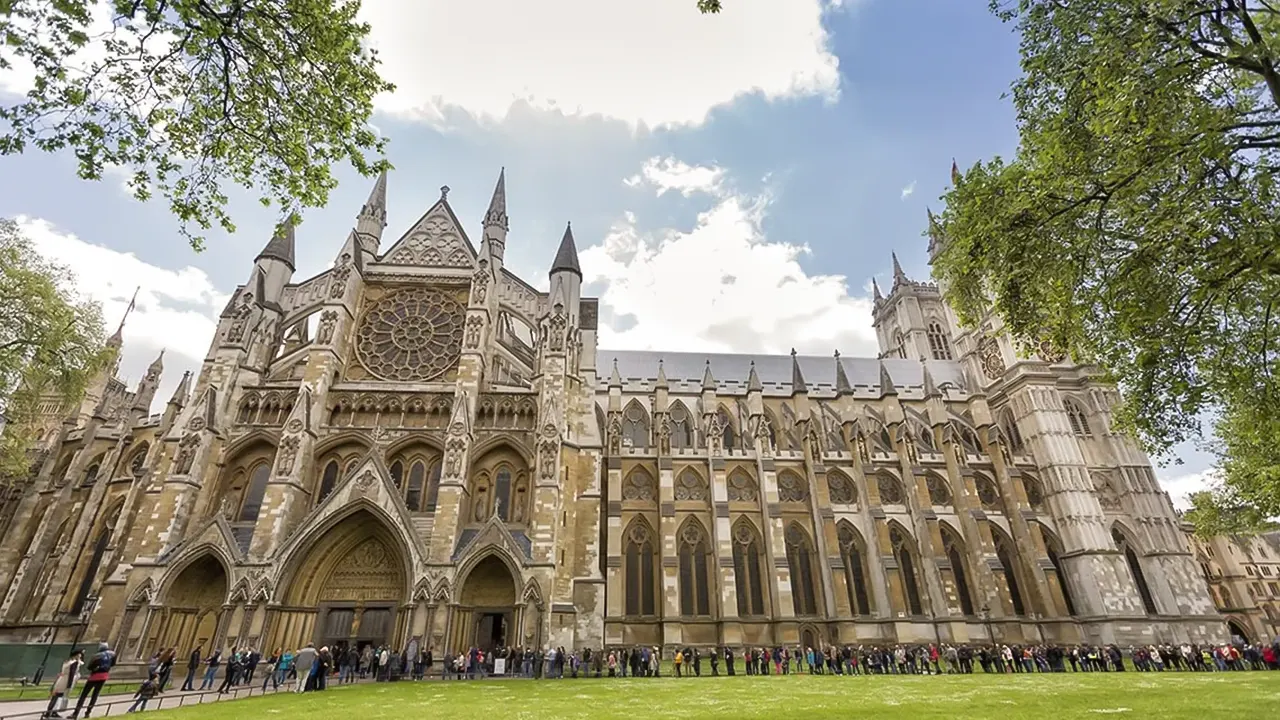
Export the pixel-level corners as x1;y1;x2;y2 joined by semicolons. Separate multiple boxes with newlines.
70;594;100;653
32;611;69;686
980;605;994;645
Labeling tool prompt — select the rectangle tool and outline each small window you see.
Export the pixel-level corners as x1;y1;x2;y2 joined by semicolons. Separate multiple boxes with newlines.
1064;398;1092;437
927;321;952;360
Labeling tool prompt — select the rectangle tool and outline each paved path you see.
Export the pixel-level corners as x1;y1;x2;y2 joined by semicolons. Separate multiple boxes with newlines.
0;679;366;719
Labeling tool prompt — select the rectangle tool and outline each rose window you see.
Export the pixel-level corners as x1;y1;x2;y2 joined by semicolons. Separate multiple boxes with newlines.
355;287;464;381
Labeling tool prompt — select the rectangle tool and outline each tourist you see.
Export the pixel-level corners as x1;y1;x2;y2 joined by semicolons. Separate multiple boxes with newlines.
293;643;316;693
43;648;82;719
217;647;241;694
69;641;115;720
198;649;220;690
125;672;160;713
180;646;200;692
156;648;176;691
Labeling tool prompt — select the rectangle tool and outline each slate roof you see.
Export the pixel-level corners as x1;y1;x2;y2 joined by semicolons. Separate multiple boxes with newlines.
600;350;967;396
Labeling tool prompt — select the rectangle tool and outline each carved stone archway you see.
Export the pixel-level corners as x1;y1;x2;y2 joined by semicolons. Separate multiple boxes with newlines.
270;509;409;654
148;554;229;659
448;553;520;653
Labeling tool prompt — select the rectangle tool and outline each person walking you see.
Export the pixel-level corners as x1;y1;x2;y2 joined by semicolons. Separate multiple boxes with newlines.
69;642;115;719
198;650;220;691
43;649;82;719
125;673;160;713
180;646;201;692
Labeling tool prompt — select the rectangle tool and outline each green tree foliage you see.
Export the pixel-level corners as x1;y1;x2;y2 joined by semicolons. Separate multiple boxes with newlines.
0;219;111;481
0;0;394;249
698;0;722;12
933;1;1280;533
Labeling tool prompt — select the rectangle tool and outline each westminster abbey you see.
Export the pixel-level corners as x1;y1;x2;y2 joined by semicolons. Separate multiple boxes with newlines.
0;169;1227;672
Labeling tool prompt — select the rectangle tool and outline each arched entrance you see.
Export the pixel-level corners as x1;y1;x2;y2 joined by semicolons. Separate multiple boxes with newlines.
275;510;408;655
158;555;228;655
455;556;517;652
1227;619;1251;645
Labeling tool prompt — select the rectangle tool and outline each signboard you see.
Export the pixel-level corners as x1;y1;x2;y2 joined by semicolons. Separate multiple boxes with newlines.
494;658;507;675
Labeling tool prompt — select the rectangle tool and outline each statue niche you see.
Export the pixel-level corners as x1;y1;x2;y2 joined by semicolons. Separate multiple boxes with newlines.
467;445;531;526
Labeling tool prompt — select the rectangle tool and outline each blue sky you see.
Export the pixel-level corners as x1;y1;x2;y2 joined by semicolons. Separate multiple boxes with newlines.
0;0;1213;500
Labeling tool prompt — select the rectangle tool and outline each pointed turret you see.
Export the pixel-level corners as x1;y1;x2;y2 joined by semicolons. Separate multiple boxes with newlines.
746;361;762;393
872;277;883;303
790;349;807;393
922;363;941;398
701;360;716;391
608;358;622;389
879;362;897;396
256;220;296;272
891;252;908;287
926;207;945;259
168;370;192;408
655;359;668;389
834;350;852;395
355;169;389;255
951;157;961;185
108;287;139;349
550;222;582;278
485;168;508;231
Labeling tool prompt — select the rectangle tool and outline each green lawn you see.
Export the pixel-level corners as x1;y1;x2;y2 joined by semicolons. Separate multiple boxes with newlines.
0;681;133;701
136;672;1278;719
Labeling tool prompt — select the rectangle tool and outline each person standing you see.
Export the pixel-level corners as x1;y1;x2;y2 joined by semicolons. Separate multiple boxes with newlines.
69;642;115;720
198;650;220;691
156;648;176;691
180;646;201;692
292;644;317;693
44;648;83;719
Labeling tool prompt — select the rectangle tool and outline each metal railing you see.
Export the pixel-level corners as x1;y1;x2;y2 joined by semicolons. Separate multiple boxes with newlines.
0;674;376;720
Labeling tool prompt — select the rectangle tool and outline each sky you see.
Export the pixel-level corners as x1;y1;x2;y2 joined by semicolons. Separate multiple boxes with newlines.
0;0;1215;504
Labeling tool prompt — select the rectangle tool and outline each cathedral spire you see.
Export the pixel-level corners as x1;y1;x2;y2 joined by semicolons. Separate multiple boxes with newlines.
701;360;716;391
355;169;389;254
484;167;508;231
257;219;296;272
655;358;668;389
922;363;941;398
871;277;883;303
790;349;807;394
168;370;192;408
834;350;852;396
746;361;762;393
879;362;897;397
891;251;908;287
951;157;961;185
608;358;622;388
550;222;582;278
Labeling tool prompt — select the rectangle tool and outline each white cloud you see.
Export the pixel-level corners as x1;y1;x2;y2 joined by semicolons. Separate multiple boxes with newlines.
363;0;843;129
624;157;724;197
16;216;229;410
900;181;916;200
582;157;878;356
1157;469;1218;510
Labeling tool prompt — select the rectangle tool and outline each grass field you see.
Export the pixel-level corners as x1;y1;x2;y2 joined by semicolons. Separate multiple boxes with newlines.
0;681;133;702
136;672;1277;719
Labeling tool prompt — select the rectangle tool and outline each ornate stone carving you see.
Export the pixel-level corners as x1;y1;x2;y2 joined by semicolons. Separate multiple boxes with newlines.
285;418;303;434
657;418;671;456
444;438;466;479
317;310;337;345
853;427;870;464
755;417;774;457
275;436;299;475
926;473;951;506
975;474;1001;510
674;469;708;502
226;292;254;344
539;440;558;481
174;433;200;475
329;254;353;299
900;424;919;464
187;416;206;432
777;471;810;503
1092;470;1122;510
622;470;655;501
548;303;566;353
355;287;464;382
1038;338;1067;364
606;414;623;456
471;260;489;305
979;337;1006;380
827;472;857;505
464;315;483;349
706;413;723;456
877;474;904;505
352;470;377;498
727;471;758;502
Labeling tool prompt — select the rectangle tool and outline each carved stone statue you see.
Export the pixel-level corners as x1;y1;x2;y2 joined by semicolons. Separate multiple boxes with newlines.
329;253;353;299
317;310;338;344
226;293;255;344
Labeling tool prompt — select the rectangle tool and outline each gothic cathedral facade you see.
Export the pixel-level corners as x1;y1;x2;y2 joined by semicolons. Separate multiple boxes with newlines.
0;170;1227;670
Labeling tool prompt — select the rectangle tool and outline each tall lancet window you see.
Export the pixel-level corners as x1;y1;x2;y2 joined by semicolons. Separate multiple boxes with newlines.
785;523;819;617
927;321;953;360
677;520;711;617
624;520;657;616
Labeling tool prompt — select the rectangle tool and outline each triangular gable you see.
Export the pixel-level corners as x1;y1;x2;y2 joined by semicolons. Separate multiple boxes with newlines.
270;449;426;568
451;513;532;564
380;197;477;268
158;514;243;566
169;386;217;439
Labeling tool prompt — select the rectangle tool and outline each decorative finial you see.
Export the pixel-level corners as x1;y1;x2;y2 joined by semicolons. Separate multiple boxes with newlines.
790;348;797;357
834;349;840;358
440;185;450;199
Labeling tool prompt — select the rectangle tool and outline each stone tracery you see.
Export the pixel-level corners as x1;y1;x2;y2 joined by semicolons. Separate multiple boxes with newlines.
355;287;465;382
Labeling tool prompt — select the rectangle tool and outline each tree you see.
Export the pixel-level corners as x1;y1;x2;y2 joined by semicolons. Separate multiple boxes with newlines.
933;1;1280;533
0;218;112;481
0;0;394;249
698;0;723;12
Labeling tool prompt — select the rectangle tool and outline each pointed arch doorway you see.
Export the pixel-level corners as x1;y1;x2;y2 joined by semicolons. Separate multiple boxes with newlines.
451;555;518;652
274;510;409;655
